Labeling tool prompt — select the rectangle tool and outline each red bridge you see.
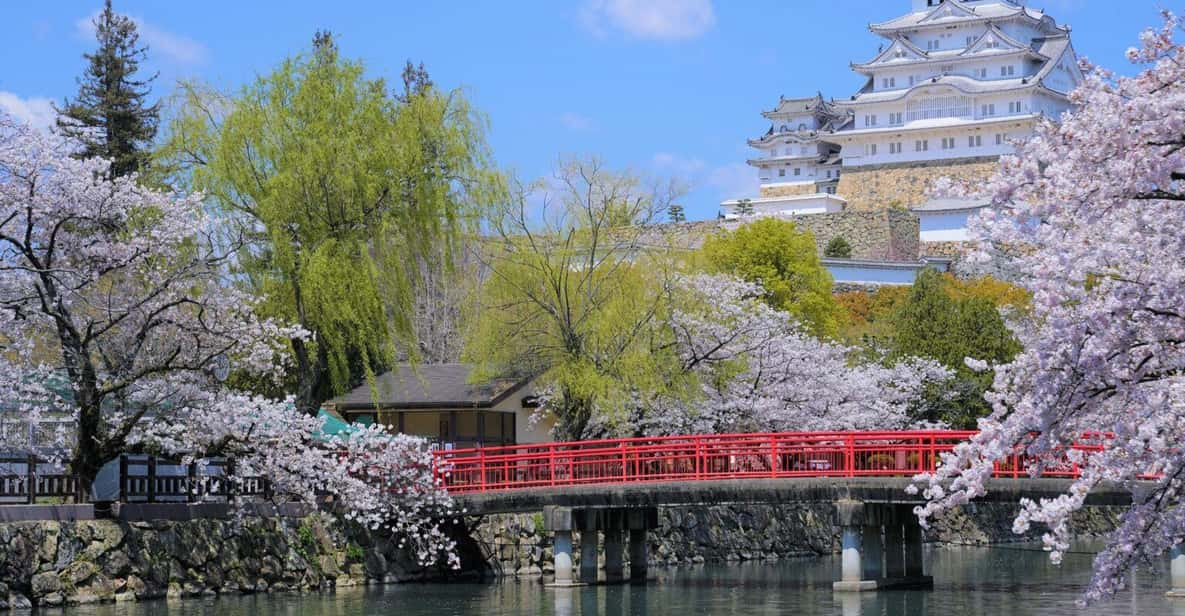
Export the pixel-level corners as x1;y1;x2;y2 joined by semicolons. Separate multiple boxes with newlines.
432;430;1104;494
433;430;1126;591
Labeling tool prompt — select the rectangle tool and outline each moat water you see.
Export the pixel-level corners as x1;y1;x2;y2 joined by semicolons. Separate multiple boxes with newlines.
36;544;1185;616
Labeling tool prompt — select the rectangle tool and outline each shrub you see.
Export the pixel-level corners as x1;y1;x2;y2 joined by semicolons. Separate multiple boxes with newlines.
824;236;853;259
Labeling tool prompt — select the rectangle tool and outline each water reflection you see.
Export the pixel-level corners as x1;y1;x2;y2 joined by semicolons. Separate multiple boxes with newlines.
37;544;1184;616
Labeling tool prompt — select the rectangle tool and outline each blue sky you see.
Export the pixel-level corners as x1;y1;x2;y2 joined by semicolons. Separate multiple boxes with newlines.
0;0;1164;221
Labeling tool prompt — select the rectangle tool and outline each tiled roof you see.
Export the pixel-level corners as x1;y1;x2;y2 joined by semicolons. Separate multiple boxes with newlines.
327;364;529;410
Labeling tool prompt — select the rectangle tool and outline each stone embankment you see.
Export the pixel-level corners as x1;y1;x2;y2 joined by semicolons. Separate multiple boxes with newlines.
0;502;1124;609
0;514;451;610
467;502;1125;577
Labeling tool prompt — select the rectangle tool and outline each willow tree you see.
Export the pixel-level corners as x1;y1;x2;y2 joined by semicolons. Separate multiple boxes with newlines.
464;158;686;440
156;34;499;413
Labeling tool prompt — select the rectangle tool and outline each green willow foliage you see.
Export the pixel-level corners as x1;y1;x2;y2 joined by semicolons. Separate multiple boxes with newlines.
156;35;501;413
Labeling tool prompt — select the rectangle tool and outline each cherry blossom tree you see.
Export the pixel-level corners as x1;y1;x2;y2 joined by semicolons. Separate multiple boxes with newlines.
0;114;458;565
638;274;950;435
914;12;1185;602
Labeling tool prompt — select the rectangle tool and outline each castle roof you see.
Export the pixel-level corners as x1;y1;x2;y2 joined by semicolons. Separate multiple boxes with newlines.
869;0;1065;36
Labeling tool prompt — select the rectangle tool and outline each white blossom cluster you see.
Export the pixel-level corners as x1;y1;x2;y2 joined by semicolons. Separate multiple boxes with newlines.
641;274;951;435
914;11;1185;603
0;115;458;567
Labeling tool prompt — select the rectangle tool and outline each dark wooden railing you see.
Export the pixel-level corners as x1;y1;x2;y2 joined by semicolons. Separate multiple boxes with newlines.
0;455;81;503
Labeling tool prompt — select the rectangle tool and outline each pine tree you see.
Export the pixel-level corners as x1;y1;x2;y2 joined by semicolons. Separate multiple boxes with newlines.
824;235;853;258
56;0;159;179
668;204;686;223
735;198;754;216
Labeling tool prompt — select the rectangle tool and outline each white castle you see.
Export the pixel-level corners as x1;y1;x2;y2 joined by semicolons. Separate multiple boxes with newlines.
723;0;1082;233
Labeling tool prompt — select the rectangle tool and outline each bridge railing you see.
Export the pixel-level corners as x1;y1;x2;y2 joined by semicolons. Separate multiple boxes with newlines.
431;430;1112;494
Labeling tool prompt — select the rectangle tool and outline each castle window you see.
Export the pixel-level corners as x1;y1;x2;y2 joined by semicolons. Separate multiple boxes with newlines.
889;142;902;154
915;140;929;152
778;168;786;177
906;95;972;123
1009;101;1024;113
794;168;801;176
866;144;878;156
941;137;956;150
1000;65;1015;77
968;135;983;147
996;133;1006;145
864;114;878;127
981;103;996;117
889;112;903;125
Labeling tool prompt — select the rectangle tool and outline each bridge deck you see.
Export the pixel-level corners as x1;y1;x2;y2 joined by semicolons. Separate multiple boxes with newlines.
454;477;1133;515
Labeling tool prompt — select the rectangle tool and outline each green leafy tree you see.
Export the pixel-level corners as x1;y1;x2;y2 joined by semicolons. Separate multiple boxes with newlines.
824;235;853;259
701;218;841;338
56;0;159;179
156;34;500;413
465;158;685;440
889;269;1022;427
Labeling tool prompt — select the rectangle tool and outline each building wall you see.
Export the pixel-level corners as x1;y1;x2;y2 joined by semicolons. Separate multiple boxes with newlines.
835;157;999;211
919;211;976;242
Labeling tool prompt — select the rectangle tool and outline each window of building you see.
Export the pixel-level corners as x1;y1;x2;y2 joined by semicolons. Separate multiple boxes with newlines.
889;142;902;154
981;103;996;117
996;133;1006;145
1009;101;1024;113
1000;65;1015;77
978;68;988;78
968;135;982;147
966;36;975;46
915;140;929;152
778;168;786;177
864;114;878;127
927;40;940;51
867;144;878;156
889;112;903;125
906;95;972;123
909;75;916;86
941;137;956;149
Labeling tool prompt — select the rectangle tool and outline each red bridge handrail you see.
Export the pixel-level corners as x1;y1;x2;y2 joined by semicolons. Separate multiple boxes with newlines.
431;430;1114;494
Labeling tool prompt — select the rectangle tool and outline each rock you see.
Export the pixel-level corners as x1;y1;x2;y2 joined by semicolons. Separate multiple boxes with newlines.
30;571;61;596
63;560;100;585
41;591;65;606
7;594;31;610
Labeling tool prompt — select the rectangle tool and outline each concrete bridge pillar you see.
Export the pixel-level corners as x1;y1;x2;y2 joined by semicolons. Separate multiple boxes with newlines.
603;510;626;583
884;518;907;579
834;502;932;592
543;506;579;587
834;500;876;592
1167;545;1185;597
627;508;657;583
578;511;600;584
861;524;884;581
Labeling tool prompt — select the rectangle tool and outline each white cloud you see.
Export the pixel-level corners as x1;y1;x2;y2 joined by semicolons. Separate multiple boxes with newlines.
561;111;595;131
76;11;208;65
581;0;716;41
706;162;760;199
0;92;57;130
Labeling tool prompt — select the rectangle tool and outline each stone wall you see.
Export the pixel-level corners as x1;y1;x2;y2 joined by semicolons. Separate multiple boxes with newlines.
787;210;920;262
467;502;1125;577
920;240;968;259
759;183;817;198
836;158;999;212
0;514;463;610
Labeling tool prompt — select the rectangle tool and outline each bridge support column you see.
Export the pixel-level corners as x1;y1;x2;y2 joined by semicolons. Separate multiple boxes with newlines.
884;519;907;579
604;511;626;583
833;500;876;592
543;506;581;587
1167;545;1185;597
627;508;656;583
904;514;925;578
578;512;599;584
861;524;883;581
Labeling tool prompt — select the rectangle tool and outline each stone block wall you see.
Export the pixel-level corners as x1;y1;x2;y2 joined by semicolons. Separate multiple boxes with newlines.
0;514;461;610
786;210;920;262
836;157;999;211
759;183;816;198
466;502;1124;578
920;240;968;259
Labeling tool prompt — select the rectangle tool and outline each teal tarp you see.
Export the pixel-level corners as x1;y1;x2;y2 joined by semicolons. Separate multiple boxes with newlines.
312;409;359;441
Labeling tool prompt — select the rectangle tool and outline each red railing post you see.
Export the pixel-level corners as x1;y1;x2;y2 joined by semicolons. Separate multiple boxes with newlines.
845;435;855;478
478;448;486;492
549;445;556;487
770;436;778;478
695;437;702;481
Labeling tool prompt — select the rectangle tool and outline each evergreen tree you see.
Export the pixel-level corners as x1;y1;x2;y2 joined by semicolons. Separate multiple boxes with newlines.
56;0;159;178
824;235;853;258
735;198;754;216
668;204;686;223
